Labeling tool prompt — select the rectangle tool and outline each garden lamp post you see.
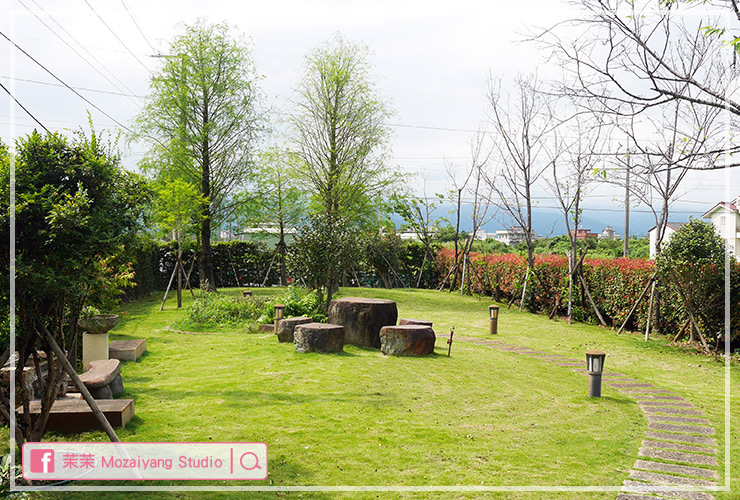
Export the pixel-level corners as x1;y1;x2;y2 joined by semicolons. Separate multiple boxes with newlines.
489;305;500;335
274;304;286;334
586;350;606;398
243;290;253;298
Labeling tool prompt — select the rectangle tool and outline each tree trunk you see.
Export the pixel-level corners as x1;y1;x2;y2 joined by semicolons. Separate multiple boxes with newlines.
200;99;216;291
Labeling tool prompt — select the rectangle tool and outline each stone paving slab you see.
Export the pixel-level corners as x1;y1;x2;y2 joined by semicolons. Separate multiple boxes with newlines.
642;407;703;416
610;382;656;388
633;460;719;479
498;346;534;352
639;447;717;466
645;431;718;447
607;379;645;385
635;395;686;401
640;401;695;409
642;440;716;455
620;388;675;394
648;423;715;435
647;415;711;425
621;482;715;500
628;470;716;486
554;362;584;367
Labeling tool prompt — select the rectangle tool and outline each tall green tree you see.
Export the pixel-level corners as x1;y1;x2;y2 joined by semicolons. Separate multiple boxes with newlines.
134;19;263;290
292;33;394;221
290;34;395;308
251;147;306;285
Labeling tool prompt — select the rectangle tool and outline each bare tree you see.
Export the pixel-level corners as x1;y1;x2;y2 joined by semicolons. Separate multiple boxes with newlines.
460;131;494;295
485;74;555;309
547;110;608;323
613;99;722;335
539;0;740;168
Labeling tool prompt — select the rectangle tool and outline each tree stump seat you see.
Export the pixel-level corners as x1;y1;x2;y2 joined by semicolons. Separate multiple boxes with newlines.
328;297;398;348
398;318;434;328
380;325;436;356
276;316;313;343
79;359;124;399
294;323;345;353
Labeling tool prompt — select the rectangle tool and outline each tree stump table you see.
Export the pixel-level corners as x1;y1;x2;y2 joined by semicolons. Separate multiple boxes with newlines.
379;325;436;356
327;297;398;348
294;323;345;353
276;316;313;343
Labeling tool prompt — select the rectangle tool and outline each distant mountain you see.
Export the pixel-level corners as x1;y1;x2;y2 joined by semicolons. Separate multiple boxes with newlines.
390;203;705;238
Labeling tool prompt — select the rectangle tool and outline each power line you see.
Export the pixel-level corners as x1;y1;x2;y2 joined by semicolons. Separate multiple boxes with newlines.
25;0;144;105
82;0;151;73
119;0;156;54
0;81;49;133
0;75;144;98
0;30;134;134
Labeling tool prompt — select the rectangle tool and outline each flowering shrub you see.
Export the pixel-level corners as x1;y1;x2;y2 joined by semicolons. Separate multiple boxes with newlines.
437;249;738;340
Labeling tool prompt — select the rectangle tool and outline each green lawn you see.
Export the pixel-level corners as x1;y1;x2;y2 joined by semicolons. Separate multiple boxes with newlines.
3;287;739;499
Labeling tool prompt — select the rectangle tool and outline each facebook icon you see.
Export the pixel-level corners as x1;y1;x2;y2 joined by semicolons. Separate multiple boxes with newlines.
30;449;54;474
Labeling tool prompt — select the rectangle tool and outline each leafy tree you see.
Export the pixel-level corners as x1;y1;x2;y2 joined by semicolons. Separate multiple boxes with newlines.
134;19;263;290
153;178;205;306
237;147;307;285
289;213;360;309
289;34;395;306
291;33;394;221
0;129;149;444
656;219;733;349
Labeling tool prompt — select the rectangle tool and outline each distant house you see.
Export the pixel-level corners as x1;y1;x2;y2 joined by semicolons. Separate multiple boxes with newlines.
598;226;619;240
237;224;296;249
569;228;597;240
702;199;740;258
648;222;686;259
495;227;530;246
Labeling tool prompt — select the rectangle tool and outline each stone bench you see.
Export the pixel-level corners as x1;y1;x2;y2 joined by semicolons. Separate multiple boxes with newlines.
276;316;313;343
294;323;345;353
79;359;124;399
18;396;134;433
380;325;436;356
109;339;147;361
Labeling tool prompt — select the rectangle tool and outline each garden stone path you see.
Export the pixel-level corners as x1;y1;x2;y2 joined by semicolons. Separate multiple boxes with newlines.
437;333;720;500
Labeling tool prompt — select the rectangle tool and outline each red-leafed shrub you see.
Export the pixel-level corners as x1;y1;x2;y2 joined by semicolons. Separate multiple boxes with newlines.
436;248;739;341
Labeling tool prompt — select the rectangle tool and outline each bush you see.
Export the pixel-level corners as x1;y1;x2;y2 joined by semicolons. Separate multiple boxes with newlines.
175;293;271;329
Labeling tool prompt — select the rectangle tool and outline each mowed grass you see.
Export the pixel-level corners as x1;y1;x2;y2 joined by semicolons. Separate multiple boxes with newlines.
3;286;738;500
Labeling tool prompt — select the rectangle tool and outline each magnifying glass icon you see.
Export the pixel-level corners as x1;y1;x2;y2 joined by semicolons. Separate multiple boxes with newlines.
239;452;262;470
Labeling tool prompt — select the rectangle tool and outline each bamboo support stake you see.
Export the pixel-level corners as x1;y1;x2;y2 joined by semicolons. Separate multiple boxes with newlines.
39;325;120;442
617;273;656;335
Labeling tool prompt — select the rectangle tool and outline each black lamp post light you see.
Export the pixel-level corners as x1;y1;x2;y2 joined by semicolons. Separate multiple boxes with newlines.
586;350;606;398
488;305;500;335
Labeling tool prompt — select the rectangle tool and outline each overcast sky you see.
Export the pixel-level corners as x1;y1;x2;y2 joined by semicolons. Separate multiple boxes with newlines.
2;0;736;228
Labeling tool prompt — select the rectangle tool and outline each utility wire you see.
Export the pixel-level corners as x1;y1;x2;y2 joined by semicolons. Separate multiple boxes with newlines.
26;0;144;105
119;0;156;54
82;0;151;73
0;81;49;133
0;75;144;98
0;30;134;134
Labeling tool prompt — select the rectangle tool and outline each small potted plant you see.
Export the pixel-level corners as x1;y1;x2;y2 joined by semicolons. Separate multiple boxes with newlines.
77;305;119;335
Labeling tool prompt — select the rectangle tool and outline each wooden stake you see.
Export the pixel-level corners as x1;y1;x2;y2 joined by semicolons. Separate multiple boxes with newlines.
617;273;656;335
39;325;120;442
578;273;607;327
519;266;531;312
645;280;656;341
447;327;454;357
